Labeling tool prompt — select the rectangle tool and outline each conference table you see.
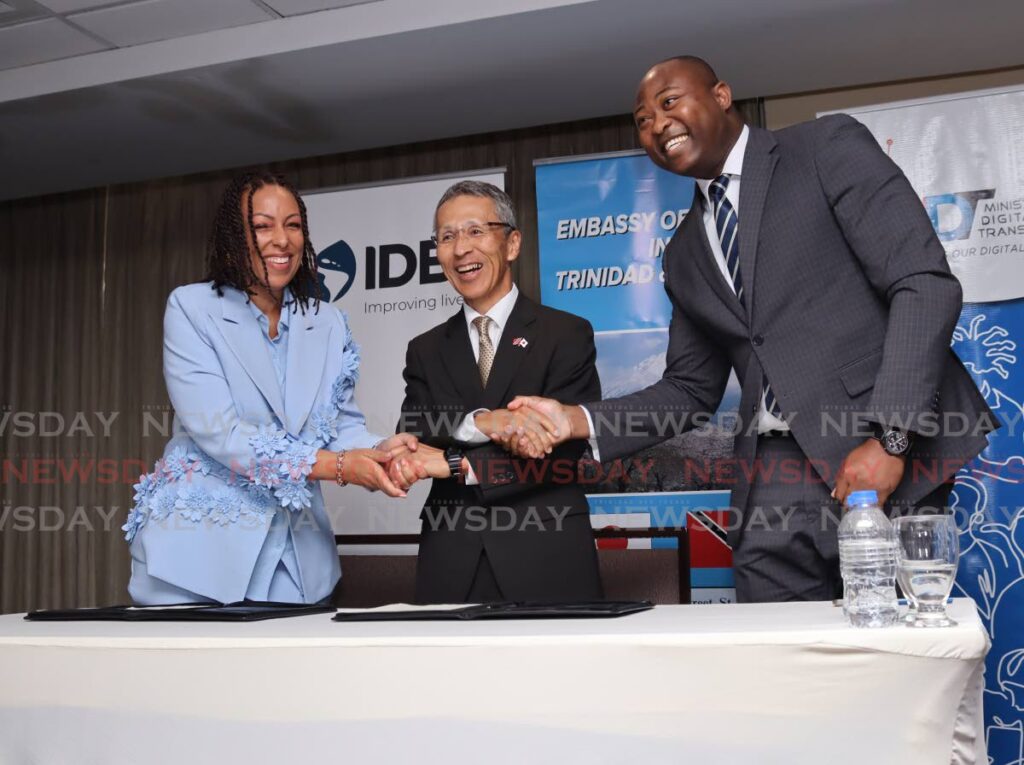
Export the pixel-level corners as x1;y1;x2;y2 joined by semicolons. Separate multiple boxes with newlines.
0;599;988;764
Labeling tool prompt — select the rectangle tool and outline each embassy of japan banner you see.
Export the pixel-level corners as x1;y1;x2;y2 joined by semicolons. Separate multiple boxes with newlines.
840;86;1024;765
536;152;740;604
303;170;506;540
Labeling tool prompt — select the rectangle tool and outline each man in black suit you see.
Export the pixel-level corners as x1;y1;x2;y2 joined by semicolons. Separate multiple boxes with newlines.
391;180;603;604
510;57;996;602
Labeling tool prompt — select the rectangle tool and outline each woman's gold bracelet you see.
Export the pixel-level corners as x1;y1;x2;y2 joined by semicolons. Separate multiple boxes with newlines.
335;450;347;487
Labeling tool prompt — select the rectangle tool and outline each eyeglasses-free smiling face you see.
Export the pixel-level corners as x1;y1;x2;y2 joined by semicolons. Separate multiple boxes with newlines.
434;194;520;314
633;58;738;180
244;183;304;298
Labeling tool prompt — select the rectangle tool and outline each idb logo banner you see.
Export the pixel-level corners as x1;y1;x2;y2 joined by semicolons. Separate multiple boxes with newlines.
317;236;448;301
845;86;1024;765
316;240;357;301
303;170;506;537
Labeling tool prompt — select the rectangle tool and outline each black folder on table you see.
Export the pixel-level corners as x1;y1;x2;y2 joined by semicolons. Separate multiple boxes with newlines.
332;600;653;622
25;601;335;622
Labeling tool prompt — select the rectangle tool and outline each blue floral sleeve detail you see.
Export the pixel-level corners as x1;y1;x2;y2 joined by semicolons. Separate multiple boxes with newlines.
122;454;276;543
331;327;361;408
175;486;208;523
250;424;291;459
275;480;313;512
239;425;320;511
121;438;277;542
207;488;242;526
307;407;340;444
123;333;362;543
123;447;215;541
148;491;177;522
132;472;158;507
274;440;318;510
121;504;146;542
247;458;283;490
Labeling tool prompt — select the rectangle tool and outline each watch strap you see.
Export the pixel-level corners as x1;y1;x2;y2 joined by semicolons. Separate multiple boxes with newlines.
444;447;464;479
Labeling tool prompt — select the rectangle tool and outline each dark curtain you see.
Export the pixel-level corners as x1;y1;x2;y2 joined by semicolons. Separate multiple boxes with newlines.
0;101;764;614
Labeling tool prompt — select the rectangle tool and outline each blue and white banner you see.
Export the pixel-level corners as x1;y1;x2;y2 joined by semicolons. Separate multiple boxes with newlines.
537;153;694;331
842;86;1024;765
536;152;738;602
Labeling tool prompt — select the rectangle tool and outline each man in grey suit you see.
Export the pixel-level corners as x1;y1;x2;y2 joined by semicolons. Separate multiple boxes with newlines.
510;56;997;602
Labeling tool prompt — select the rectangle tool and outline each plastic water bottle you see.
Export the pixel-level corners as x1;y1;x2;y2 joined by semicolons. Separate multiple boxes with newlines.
838;490;899;628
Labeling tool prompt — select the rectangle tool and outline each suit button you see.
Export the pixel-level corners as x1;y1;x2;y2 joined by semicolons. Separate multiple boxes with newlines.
752;335;764;346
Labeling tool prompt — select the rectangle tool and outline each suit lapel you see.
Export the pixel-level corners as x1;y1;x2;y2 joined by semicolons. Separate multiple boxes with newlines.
216;289;287;425
684;197;747;326
481;294;536;410
442;309;485;404
738;126;779;325
283;303;329;437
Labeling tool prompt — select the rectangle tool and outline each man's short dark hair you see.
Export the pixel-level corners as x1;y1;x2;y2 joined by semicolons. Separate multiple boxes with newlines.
433;180;517;232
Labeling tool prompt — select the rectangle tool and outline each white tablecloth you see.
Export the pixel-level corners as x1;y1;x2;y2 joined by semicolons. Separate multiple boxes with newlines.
0;599;988;765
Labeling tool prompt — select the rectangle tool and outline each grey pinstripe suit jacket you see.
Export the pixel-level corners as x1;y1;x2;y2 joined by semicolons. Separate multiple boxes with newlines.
588;114;996;520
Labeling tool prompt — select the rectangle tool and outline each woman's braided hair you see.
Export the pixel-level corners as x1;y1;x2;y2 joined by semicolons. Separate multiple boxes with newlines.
206;170;320;314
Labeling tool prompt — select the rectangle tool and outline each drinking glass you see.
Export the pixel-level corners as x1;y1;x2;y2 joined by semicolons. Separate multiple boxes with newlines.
896;559;919;624
894;513;959;628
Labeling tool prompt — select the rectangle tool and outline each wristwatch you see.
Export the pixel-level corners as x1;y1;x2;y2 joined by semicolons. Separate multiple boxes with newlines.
875;426;912;457
444;447;465;479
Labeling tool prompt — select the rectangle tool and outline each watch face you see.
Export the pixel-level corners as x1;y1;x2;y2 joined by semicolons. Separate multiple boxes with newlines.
882;429;910;455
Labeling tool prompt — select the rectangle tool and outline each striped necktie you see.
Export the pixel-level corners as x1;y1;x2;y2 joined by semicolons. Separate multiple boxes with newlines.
708;175;783;420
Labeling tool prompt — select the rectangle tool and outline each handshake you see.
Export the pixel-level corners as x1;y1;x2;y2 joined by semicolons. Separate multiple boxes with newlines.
334;396;588;497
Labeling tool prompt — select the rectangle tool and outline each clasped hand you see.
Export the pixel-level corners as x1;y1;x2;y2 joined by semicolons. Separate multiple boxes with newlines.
325;433;421;498
371;411;905;506
474;406;562;459
502;396;579;458
383;401;574;489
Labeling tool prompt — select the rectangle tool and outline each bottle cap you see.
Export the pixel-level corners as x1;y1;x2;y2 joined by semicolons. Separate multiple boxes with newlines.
846;490;879;507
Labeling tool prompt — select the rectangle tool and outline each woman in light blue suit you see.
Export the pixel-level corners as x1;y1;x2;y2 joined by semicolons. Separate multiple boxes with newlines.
124;171;417;605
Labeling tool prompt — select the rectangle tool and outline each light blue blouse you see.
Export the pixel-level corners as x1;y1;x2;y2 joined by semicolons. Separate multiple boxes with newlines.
245;297;304;602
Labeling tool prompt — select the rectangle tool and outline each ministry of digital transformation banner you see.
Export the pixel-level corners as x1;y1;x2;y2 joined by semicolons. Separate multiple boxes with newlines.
303;170;506;543
536;152;740;604
841;87;1024;765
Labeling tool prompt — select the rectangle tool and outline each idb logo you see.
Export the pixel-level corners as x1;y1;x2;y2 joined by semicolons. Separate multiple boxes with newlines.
923;189;995;241
365;242;446;289
316;238;446;302
317;240;357;302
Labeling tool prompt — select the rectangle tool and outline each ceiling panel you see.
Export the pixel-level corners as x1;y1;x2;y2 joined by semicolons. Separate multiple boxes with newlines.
1;0;1023;201
34;0;129;13
69;0;273;47
262;0;380;15
0;17;108;69
0;0;48;28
